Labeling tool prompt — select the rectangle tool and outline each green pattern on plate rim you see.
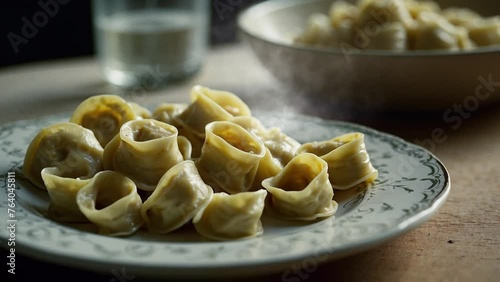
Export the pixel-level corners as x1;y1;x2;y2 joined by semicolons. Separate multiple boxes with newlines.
0;112;450;277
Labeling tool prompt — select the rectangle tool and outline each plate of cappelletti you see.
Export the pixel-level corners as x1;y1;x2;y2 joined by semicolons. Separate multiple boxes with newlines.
0;85;450;278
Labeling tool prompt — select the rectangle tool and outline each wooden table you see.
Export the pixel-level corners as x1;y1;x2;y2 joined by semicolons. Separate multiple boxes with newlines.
1;43;499;281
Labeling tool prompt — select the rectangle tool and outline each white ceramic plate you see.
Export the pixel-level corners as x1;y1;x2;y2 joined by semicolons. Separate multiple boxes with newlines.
0;113;450;278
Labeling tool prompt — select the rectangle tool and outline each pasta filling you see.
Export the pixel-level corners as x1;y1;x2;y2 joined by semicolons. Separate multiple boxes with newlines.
35;133;95;179
275;163;317;192
82;111;120;136
133;124;174;142
215;127;260;154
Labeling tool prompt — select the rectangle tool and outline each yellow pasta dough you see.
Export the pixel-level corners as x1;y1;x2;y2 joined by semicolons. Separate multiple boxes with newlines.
141;161;213;234
23;122;103;190
103;119;184;191
262;153;338;220
24;85;382;240
70;94;138;147
193;190;267;240
76;171;143;236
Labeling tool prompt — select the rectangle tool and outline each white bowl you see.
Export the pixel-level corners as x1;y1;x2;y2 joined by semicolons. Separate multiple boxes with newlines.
238;0;500;111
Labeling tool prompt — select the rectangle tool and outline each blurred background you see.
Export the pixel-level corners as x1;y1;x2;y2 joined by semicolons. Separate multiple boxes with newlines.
0;0;264;68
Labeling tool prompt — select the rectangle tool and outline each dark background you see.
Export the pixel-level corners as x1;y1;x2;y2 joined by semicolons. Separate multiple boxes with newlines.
1;0;264;68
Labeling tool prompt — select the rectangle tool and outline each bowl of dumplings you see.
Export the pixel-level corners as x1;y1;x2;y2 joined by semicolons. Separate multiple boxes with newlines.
22;85;378;240
238;0;500;111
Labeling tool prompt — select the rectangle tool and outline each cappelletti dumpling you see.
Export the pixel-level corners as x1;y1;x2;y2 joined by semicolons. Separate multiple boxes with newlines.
197;121;266;194
141;161;213;234
228;116;283;189
178;127;204;159
365;22;408;50
262;153;337;220
405;0;440;19
467;17;500;47
442;7;480;27
413;11;461;50
175;85;251;137
329;1;358;28
356;0;415;30
152;103;188;126
176;136;193;160
298;132;378;190
294;13;337;47
103;119;184;191
229;116;300;168
41;167;90;222
192;190;267;241
70;94;138;147
76;171;143;236
261;127;301;167
23;122;103;190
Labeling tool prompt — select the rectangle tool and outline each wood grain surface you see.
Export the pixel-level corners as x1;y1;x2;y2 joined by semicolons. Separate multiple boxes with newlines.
0;43;499;282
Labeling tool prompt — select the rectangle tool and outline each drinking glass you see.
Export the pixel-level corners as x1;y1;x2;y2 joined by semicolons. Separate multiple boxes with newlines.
92;0;209;89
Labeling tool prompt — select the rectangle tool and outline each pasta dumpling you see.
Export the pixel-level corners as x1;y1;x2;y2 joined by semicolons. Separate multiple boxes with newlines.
141;161;213;234
103;119;184;191
153;103;201;157
229;117;283;189
366;22;408;50
76;171;143;236
252;147;283;190
152;103;188;126
176;136;193;160
70;94;138;147
468;17;500;47
23;122;103;190
230;116;300;168
197;121;266;194
229;116;267;137
41;167;90;222
298;132;378;190
413;11;464;50
262;153;337;221
193;190;267;240
329;1;358;28
442;7;480;27
175;85;251;137
405;0;440;19
356;0;415;30
294;13;338;47
261;127;301;167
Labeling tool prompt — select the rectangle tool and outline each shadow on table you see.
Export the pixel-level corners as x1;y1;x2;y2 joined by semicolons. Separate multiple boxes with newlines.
1;243;406;282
